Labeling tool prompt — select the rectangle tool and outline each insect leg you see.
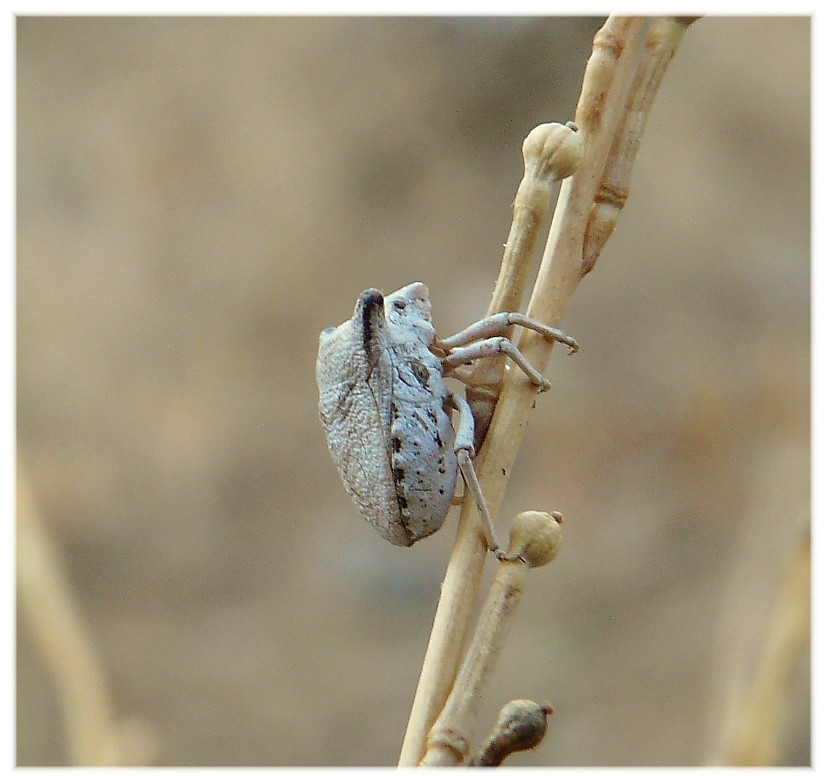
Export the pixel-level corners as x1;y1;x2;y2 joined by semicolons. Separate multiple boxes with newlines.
449;391;524;563
438;312;579;355
443;338;552;391
441;363;474;386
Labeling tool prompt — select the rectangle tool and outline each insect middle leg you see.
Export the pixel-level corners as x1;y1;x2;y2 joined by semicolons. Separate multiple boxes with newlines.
442;337;553;391
449;391;524;562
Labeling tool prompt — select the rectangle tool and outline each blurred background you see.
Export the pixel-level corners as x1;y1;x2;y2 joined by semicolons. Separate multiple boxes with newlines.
17;17;809;766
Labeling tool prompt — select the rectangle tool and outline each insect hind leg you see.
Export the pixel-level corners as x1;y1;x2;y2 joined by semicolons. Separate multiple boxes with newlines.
449;391;524;562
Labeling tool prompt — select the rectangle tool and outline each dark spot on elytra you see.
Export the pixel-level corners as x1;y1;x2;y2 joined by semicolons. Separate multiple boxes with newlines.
397;494;408;509
410;360;430;387
393;467;405;482
392;436;402;452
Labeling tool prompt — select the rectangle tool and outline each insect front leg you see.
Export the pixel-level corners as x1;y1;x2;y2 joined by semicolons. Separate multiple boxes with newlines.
438;312;579;355
442;338;553;391
449;391;524;563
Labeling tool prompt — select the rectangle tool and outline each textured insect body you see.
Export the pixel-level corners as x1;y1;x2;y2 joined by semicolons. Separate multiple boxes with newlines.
317;283;457;546
317;281;579;556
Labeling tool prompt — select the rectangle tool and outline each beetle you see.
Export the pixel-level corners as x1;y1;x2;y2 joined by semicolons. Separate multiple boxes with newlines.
316;281;577;559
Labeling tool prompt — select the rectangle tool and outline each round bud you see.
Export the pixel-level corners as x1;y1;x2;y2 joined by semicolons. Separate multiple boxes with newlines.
522;122;583;182
507;510;563;568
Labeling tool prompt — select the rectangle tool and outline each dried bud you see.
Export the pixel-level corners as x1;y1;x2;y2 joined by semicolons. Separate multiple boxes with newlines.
522;122;583;183
473;699;553;766
507;510;563;568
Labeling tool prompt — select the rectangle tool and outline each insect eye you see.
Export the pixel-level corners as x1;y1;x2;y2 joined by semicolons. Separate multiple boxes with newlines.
393;300;407;311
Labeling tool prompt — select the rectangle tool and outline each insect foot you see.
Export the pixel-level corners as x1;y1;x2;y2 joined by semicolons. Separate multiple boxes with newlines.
316;282;577;557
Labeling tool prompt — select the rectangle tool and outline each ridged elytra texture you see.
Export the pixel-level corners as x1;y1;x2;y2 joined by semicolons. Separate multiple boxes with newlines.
316;282;457;547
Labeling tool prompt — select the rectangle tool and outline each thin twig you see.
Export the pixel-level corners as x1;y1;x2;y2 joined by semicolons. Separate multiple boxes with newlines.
419;511;562;766
399;15;694;765
714;525;810;766
17;460;156;765
398;121;582;765
465;121;583;449
399;17;643;765
582;17;700;273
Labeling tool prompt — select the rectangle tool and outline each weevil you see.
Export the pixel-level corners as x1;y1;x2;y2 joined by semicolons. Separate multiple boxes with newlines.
316;281;577;560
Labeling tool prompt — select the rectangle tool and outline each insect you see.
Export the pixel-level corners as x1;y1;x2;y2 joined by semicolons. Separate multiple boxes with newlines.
316;281;577;559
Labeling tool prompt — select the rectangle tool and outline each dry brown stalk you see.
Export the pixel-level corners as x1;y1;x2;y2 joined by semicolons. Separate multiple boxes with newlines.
465;121;583;450
419;512;562;766
398;120;582;766
582;16;700;272
714;527;810;766
17;461;156;766
399;16;695;766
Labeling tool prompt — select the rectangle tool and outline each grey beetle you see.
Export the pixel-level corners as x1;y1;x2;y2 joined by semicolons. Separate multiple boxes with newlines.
316;282;577;559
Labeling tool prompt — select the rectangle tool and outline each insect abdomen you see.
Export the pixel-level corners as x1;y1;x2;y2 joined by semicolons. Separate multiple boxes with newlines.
388;371;458;545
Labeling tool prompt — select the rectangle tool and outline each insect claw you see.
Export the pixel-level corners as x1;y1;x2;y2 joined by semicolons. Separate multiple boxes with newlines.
494;549;528;564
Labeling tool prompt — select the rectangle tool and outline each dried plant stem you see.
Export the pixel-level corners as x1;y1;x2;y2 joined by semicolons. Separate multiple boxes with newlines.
17;461;155;765
714;528;810;766
398;121;582;767
583;17;700;270
466;121;583;449
419;512;562;766
399;15;692;766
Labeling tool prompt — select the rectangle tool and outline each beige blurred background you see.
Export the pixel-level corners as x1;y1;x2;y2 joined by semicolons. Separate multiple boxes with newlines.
17;17;809;766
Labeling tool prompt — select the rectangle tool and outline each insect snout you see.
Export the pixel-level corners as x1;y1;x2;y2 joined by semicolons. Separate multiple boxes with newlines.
407;281;429;301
